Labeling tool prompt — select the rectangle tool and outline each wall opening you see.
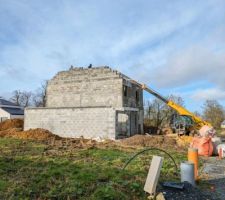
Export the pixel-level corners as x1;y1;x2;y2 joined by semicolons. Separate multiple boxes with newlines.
130;111;138;136
123;85;128;97
136;90;139;104
116;112;129;139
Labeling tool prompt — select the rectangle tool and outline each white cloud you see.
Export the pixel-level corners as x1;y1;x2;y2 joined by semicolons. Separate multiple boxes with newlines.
191;88;225;101
148;45;225;89
0;0;225;110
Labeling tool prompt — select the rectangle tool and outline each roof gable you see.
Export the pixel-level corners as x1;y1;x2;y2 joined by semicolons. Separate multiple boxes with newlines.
0;98;17;106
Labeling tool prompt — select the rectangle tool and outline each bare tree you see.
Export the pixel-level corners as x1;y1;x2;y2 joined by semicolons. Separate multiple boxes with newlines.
144;95;185;132
164;95;185;122
203;100;225;128
32;81;47;107
10;90;33;107
10;90;22;106
20;91;33;107
145;98;169;128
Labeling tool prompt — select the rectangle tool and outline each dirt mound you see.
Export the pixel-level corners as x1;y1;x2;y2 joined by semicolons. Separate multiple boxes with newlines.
0;119;62;140
219;130;225;135
0;128;60;140
119;134;177;148
176;136;193;148
0;119;190;150
18;129;61;140
0;119;23;131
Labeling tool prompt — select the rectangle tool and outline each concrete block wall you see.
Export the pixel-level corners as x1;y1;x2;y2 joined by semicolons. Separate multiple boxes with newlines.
25;66;144;139
24;107;116;139
46;67;123;108
123;79;143;109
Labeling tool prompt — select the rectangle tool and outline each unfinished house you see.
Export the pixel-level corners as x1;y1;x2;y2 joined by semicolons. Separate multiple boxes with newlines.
24;66;144;139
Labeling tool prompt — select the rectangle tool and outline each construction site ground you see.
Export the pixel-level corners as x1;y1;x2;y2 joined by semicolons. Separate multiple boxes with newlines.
0;119;224;199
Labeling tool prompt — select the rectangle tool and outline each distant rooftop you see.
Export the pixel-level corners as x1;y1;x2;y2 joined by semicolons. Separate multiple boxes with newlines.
0;98;17;107
1;107;24;115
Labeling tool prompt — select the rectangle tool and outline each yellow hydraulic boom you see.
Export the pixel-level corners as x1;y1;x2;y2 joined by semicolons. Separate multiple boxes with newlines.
130;80;212;131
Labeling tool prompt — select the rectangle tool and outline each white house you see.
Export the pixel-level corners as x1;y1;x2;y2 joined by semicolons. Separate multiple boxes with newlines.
0;98;24;122
221;120;225;129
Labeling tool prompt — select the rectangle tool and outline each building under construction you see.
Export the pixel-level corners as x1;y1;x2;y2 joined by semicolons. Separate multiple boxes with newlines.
24;66;144;139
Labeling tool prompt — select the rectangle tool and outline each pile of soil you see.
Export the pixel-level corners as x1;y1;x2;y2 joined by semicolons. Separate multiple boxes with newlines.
176;136;193;148
0;119;23;131
161;127;173;135
219;130;225;135
0;119;191;150
0;119;60;140
0;128;61;140
17;129;60;140
119;134;177;148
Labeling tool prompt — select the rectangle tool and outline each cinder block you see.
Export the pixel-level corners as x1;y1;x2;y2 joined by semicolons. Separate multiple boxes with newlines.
144;156;164;195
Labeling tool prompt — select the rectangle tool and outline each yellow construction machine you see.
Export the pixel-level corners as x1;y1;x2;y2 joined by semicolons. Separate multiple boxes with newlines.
131;80;212;135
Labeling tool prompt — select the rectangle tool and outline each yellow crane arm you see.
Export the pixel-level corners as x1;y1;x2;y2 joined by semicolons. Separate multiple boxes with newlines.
167;100;212;128
129;79;211;129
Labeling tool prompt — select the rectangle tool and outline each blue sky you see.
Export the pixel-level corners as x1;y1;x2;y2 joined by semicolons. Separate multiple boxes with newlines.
0;0;225;112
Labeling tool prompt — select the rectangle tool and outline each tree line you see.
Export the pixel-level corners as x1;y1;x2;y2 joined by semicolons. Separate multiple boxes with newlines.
8;82;225;129
10;81;47;108
144;96;225;130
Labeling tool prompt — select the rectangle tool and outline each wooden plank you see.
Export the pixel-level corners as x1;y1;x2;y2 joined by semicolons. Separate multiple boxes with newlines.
144;156;164;195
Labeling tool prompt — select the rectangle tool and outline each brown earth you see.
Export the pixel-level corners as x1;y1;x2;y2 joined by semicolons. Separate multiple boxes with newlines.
0;128;61;140
118;134;178;149
0;119;61;140
0;119;23;131
176;135;193;148
0;119;191;150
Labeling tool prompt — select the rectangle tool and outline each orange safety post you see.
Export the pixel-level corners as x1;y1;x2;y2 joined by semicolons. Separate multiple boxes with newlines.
219;148;222;160
188;148;198;180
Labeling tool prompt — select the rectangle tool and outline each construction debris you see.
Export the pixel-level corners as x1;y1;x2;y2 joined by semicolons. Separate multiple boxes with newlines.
119;134;177;148
176;136;193;148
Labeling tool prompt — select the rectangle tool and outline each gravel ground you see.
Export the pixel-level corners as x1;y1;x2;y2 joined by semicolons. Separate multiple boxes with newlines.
157;157;225;200
200;157;225;200
159;182;213;200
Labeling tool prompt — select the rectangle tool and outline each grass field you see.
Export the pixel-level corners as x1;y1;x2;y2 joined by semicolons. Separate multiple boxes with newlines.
0;138;187;199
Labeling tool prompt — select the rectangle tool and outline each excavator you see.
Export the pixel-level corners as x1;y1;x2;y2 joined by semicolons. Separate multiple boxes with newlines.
130;80;212;135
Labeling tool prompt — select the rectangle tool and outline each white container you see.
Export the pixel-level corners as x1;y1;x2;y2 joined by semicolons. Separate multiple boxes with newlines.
212;137;222;155
217;144;225;158
180;162;195;186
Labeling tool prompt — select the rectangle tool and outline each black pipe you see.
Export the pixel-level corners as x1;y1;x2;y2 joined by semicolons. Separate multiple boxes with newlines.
122;147;178;175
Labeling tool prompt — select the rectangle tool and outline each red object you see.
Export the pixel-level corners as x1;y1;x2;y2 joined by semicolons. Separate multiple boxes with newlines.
191;137;213;157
